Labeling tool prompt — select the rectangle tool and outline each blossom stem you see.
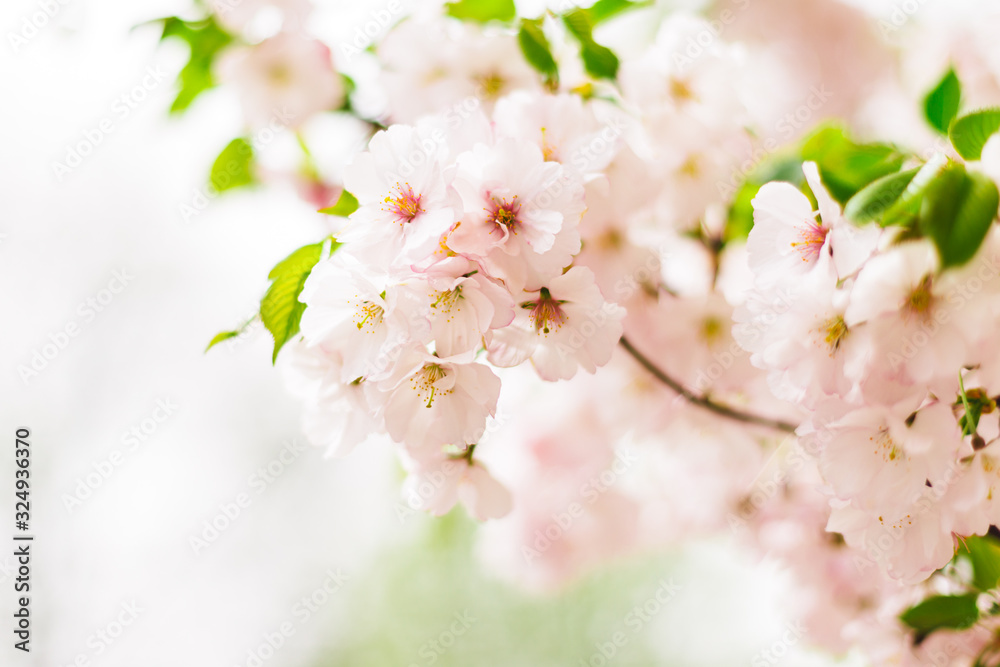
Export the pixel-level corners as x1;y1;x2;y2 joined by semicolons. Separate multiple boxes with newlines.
619;336;798;434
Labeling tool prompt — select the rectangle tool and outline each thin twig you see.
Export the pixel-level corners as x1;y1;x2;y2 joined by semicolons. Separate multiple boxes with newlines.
620;336;798;434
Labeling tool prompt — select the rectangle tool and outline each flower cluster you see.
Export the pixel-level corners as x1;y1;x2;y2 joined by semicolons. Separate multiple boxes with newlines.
184;0;1000;662
735;160;1000;583
285;102;627;519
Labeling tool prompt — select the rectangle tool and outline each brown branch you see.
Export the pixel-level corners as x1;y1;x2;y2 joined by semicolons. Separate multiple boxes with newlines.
619;336;798;434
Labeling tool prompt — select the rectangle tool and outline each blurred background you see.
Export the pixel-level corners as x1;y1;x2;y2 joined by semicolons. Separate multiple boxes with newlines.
2;0;977;664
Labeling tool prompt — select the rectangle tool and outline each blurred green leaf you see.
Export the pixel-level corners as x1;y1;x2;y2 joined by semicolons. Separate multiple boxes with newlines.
445;0;515;23
801;125;905;205
562;10;619;80
844;168;919;224
157;16;233;113
881;157;948;228
586;0;652;24
518;19;559;88
314;509;679;667
965;535;1000;592
919;162;999;268
950;107;1000;161
924;68;962;135
900;593;979;637
318;190;359;217
210;138;255;192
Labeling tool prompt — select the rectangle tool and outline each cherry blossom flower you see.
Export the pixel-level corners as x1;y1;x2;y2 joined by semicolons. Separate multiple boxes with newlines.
401;449;513;520
298;256;429;382
218;32;344;128
338;125;462;268
403;256;514;357
747;162;878;290
734;255;866;406
493;92;625;175
487;267;624;381
372;347;501;450
448;138;585;292
281;341;383;457
377;18;538;123
845;241;970;401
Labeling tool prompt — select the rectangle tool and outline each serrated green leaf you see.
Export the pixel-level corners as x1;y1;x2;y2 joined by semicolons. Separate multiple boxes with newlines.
919;163;999;268
844;167;919;224
318;190;359;217
445;0;515;23
261;242;326;363
210;138;255;192
950;108;1000;161
801;126;906;205
899;593;979;635
518;19;559;88
562;10;619;80
924;68;962;135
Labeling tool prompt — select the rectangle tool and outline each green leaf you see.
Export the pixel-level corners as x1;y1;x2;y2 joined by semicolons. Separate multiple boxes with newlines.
586;0;652;24
843;167;919;224
956;374;996;438
518;19;559;88
445;0;515;23
261;242;329;363
924;68;962;135
579;41;619;81
562;10;619;80
210;138;255;192
879;156;948;228
801;126;905;205
919;163;999;268
206;315;257;353
950;108;1000;161
958;371;979;437
965;535;1000;592
899;593;979;636
318;190;359;217
157;16;233;114
205;330;241;352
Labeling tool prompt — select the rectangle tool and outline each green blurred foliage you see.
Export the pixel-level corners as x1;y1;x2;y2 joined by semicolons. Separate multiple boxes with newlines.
312;511;680;666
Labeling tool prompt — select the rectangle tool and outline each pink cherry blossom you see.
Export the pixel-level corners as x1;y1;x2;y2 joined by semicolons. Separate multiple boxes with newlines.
372;347;501;451
448;138;585;292
218;32;343;128
487;267;625;381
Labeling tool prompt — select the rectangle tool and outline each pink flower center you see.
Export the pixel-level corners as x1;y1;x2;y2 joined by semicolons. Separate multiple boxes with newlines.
384;183;423;224
523;288;567;335
486;195;520;233
790;220;828;262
